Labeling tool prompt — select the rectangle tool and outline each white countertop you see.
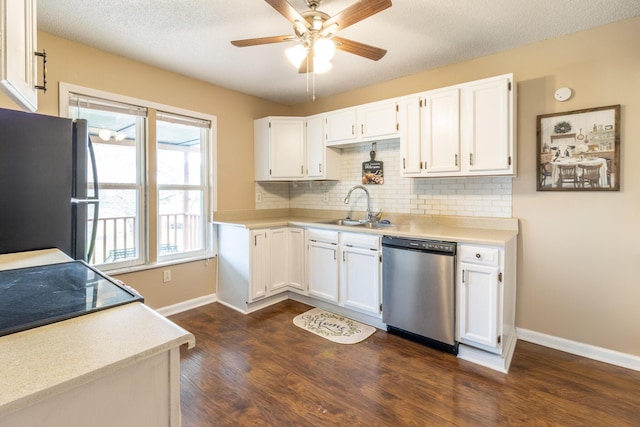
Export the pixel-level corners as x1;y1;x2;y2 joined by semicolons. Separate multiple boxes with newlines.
215;216;518;246
0;249;195;418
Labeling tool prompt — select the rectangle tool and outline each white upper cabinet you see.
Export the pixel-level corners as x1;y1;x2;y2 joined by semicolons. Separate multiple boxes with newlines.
357;100;398;140
421;87;461;175
254;117;305;181
325;100;398;147
399;73;515;178
305;115;340;180
325;108;358;145
0;0;40;112
462;75;514;174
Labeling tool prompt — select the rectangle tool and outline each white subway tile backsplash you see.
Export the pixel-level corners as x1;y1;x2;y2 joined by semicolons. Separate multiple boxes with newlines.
256;139;513;218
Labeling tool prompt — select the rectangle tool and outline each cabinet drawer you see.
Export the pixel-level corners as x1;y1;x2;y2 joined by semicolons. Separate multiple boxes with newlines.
341;232;380;250
459;245;500;266
306;228;339;244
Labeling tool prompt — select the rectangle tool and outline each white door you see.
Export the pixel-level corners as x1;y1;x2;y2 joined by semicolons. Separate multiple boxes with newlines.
269;228;288;293
0;0;39;112
341;245;381;315
422;88;460;174
269;118;305;179
305;116;324;178
398;96;423;176
287;227;306;292
463;76;512;173
249;230;268;301
458;262;501;351
307;240;339;302
325;109;357;144
358;101;397;139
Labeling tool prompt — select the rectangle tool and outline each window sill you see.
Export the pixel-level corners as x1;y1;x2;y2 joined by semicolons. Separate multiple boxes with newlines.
104;253;217;276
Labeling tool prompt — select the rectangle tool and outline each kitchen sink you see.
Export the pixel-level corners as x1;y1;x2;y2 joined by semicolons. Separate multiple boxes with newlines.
316;219;395;229
318;218;365;226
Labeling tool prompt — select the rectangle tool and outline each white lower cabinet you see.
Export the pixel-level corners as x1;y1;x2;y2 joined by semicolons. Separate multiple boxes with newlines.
306;229;340;303
217;224;306;312
306;229;382;316
456;240;517;372
340;232;381;315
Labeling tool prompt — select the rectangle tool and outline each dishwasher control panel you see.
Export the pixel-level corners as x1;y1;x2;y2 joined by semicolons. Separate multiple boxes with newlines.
382;236;456;254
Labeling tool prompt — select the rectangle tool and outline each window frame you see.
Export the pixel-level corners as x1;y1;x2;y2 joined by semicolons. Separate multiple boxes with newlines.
59;83;218;272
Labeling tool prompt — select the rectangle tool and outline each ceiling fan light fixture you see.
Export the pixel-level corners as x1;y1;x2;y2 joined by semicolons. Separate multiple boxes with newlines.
313;57;332;74
313;38;336;61
286;44;309;68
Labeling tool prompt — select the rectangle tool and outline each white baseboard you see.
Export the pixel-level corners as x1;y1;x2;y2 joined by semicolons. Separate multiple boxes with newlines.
516;327;640;372
155;293;217;317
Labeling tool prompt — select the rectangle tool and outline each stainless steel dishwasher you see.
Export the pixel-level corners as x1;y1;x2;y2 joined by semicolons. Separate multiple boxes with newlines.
382;236;458;354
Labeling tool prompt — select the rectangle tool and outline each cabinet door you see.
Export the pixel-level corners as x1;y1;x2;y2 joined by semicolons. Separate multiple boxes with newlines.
398;96;423;176
462;76;513;173
422;88;460;174
305;115;324;179
458;262;501;352
269;228;288;293
325;109;357;145
249;230;268;301
358;101;397;140
0;0;38;112
287;227;305;292
269;118;305;179
341;245;381;315
307;240;339;302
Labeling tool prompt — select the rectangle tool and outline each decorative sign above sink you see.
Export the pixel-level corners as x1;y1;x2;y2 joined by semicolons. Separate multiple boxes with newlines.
362;143;383;185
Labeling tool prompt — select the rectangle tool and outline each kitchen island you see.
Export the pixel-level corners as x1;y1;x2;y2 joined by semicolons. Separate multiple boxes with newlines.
0;249;195;427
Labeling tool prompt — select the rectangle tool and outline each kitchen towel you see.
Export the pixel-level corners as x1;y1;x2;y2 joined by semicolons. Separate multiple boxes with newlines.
293;308;376;344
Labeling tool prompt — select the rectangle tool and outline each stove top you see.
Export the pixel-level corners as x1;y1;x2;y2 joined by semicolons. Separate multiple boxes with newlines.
0;261;143;337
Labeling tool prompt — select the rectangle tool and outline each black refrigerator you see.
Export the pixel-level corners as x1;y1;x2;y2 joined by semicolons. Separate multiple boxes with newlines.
0;107;99;261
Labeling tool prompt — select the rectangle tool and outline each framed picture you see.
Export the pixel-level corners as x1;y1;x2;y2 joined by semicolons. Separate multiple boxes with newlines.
536;104;620;191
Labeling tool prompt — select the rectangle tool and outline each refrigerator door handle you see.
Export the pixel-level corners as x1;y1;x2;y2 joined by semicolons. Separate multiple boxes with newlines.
86;137;100;262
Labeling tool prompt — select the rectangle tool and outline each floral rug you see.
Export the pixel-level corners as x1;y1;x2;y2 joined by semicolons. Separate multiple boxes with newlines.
293;308;376;344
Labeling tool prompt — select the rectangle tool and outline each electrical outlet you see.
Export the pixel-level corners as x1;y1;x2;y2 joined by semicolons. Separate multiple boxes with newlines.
163;269;172;283
323;191;329;202
255;192;262;203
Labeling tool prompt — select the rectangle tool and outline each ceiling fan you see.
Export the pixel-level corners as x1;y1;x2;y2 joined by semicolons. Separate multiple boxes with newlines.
231;0;392;74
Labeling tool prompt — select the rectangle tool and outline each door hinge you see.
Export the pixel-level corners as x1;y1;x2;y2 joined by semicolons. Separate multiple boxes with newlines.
379;254;382;263
269;168;272;175
395;104;399;112
508;81;512;91
498;272;503;282
497;335;502;345
379;303;383;312
508;156;512;166
268;121;271;128
396;123;399;131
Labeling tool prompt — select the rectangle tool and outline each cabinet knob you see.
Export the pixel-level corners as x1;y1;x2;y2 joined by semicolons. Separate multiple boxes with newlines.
476;253;481;259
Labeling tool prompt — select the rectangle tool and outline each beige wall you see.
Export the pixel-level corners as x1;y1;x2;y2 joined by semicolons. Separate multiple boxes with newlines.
293;17;640;356
2;18;639;355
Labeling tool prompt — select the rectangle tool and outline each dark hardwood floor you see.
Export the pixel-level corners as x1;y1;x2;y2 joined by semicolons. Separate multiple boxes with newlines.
170;300;640;426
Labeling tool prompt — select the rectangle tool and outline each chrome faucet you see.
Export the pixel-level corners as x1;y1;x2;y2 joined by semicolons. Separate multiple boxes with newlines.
343;185;381;222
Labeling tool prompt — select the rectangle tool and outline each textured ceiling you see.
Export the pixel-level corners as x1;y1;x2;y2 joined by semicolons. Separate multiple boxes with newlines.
37;0;640;106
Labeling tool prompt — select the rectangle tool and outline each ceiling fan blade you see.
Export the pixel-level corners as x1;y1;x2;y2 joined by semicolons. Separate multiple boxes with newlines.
324;0;392;32
333;36;387;61
265;0;310;29
231;35;292;47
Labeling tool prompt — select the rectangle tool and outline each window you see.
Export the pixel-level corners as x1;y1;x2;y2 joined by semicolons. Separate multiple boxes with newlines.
156;112;210;260
62;84;216;271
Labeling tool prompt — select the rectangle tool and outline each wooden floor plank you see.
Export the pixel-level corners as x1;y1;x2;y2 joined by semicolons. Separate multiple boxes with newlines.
170;300;640;426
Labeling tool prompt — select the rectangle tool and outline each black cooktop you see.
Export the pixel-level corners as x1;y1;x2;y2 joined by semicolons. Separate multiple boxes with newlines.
0;261;143;337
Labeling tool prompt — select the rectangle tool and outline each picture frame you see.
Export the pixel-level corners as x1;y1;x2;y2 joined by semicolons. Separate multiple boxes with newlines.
536;105;620;191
